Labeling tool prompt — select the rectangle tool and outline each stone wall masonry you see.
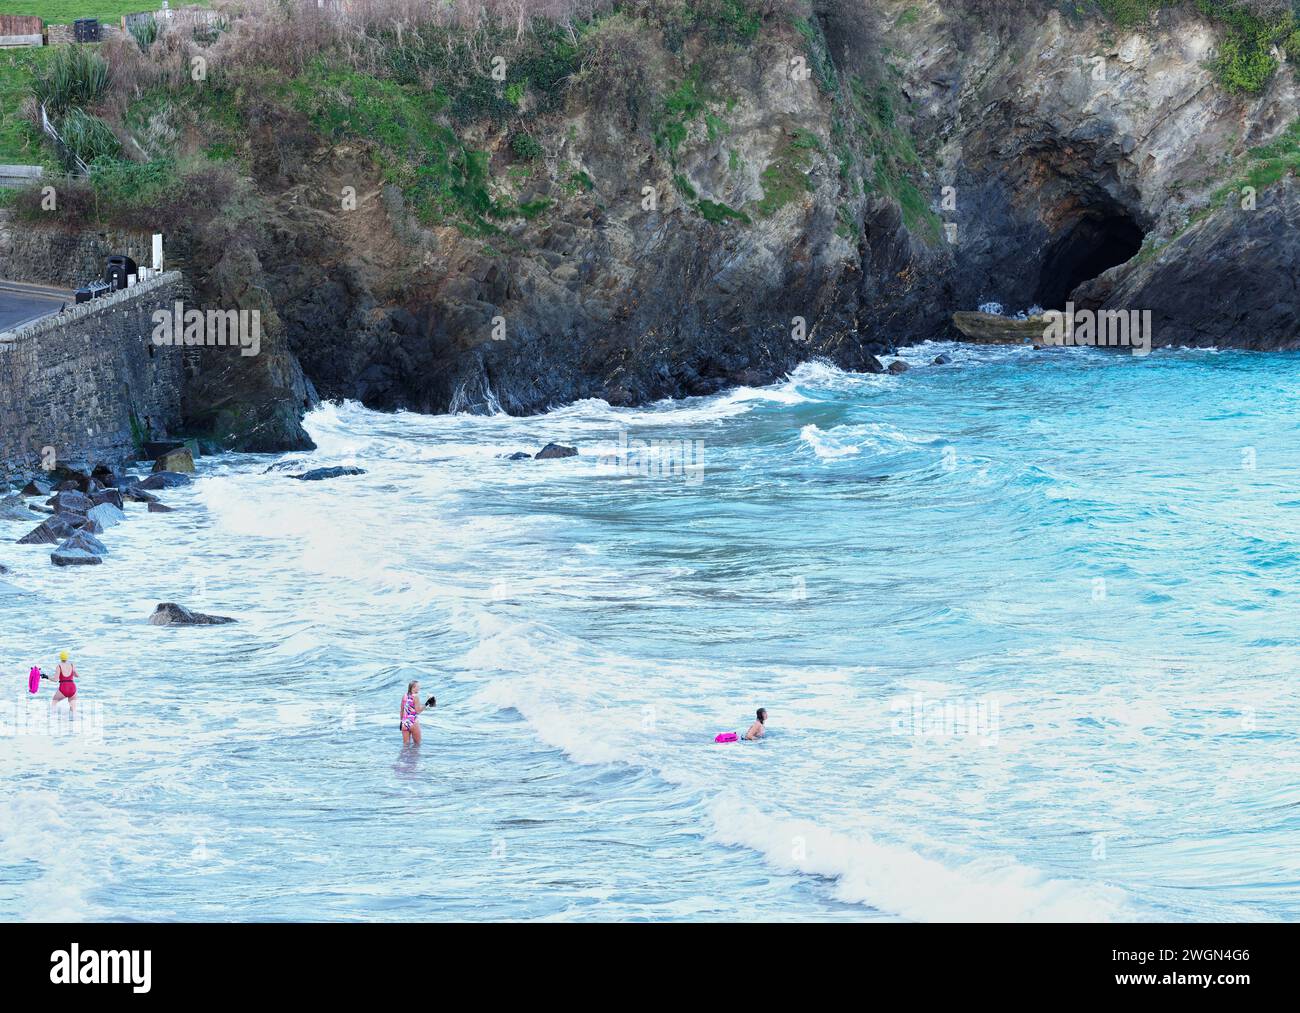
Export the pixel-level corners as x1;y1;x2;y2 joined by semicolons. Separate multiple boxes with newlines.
0;271;191;484
0;214;155;290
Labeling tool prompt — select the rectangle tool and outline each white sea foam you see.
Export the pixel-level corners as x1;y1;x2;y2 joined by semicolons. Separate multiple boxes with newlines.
709;797;1130;922
800;424;862;459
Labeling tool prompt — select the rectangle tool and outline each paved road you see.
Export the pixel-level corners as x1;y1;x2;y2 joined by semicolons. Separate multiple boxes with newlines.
0;280;73;332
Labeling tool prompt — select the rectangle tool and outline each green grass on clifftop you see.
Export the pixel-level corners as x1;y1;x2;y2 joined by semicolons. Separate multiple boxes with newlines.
0;49;54;166
0;1;208;25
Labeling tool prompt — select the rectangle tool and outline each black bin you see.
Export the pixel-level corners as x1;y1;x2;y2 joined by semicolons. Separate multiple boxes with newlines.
73;18;100;43
104;255;139;290
75;281;112;304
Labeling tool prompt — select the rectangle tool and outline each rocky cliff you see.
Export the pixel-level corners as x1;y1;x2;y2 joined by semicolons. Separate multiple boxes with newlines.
6;0;1299;451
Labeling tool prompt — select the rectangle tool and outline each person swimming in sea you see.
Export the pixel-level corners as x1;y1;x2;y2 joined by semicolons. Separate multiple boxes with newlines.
50;651;78;717
399;680;435;745
743;707;767;740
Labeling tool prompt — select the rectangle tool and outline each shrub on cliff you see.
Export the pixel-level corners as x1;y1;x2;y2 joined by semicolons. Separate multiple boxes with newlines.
58;108;122;167
31;46;110;116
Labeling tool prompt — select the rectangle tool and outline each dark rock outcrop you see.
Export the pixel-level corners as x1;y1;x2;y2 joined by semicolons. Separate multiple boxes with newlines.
17;513;88;545
153;447;196;474
90;489;125;510
1074;179;1300;350
51;547;102;567
20;478;52;497
287;466;366;481
136;472;192;491
86;503;126;529
122;486;158;504
534;443;578;460
149;602;236;626
57;528;107;557
46;490;92;516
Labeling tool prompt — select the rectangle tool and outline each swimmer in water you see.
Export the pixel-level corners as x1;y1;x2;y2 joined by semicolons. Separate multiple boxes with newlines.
400;681;436;746
50;650;77;717
743;707;767;740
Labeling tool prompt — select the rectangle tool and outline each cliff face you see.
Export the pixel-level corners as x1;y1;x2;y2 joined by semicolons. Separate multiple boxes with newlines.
877;1;1299;337
8;1;1300;453
225;2;1300;423
201;10;912;416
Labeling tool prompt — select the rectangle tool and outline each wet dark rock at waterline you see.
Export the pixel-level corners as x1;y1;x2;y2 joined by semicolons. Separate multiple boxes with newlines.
149;602;236;626
136;472;192;491
45;490;92;516
20;479;52;498
57;528;107;558
534;443;578;460
86;503;125;529
16;513;93;545
51;547;102;567
1;495;38;521
287;466;366;481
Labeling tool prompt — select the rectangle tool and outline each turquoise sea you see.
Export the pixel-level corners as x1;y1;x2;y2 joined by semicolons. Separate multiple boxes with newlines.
2;342;1298;920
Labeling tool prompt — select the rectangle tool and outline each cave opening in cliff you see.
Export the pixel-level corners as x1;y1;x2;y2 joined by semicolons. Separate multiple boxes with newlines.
1033;212;1145;310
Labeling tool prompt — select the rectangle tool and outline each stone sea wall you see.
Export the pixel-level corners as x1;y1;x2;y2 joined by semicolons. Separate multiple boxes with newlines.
0;271;191;484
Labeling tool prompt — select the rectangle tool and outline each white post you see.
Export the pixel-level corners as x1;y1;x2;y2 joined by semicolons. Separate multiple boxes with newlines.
152;233;164;272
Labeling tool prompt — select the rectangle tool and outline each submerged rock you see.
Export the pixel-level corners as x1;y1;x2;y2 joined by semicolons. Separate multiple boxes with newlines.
147;501;175;513
149;602;236;626
534;443;578;460
933;353;953;365
887;360;911;374
503;451;533;461
136;472;192;491
287;466;367;481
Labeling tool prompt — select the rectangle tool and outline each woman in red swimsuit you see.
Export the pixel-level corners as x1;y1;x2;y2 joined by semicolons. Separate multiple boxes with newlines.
51;650;78;717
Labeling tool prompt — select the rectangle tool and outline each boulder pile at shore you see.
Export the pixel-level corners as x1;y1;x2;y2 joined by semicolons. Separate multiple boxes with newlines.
1;445;191;571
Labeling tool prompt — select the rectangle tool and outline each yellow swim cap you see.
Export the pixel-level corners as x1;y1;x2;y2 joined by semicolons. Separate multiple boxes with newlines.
59;651;68;662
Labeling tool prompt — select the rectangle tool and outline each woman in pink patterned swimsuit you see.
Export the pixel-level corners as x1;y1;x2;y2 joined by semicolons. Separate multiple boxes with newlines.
400;680;433;746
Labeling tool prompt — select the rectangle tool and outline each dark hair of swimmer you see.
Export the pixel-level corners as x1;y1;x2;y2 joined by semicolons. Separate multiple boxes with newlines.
756;708;767;723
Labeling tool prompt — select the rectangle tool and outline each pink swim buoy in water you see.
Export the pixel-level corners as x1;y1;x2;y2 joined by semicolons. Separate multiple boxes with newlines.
714;732;738;743
28;667;41;694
